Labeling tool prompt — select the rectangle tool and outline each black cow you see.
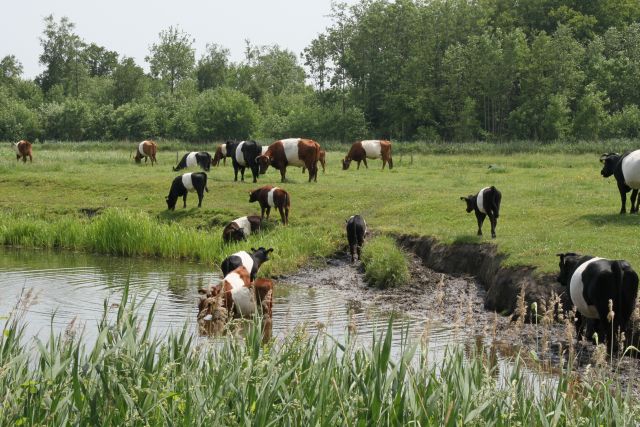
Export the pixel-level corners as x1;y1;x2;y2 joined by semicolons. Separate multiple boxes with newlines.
231;140;262;183
600;150;640;214
165;172;209;210
346;215;367;263
460;186;502;238
557;252;638;348
173;152;212;172
220;247;273;281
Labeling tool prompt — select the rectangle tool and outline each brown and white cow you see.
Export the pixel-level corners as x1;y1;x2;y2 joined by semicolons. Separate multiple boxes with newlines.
134;140;158;166
14;140;33;163
342;140;393;170
212;143;228;167
302;149;326;174
249;185;290;225
257;138;320;182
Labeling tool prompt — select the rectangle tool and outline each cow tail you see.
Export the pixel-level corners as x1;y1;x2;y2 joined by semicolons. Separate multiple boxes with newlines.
491;186;501;218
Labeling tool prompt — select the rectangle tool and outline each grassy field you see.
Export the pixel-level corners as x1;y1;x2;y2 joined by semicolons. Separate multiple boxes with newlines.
1;140;640;274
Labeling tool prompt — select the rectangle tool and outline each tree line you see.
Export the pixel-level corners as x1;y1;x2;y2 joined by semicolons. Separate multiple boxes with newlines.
2;0;640;143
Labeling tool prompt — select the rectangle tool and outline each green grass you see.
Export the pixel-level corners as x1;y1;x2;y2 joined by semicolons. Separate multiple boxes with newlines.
0;291;637;426
2;141;640;274
361;235;410;288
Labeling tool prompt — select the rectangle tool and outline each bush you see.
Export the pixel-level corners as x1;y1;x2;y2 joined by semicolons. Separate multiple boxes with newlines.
193;87;259;140
110;102;158;140
0;93;40;141
361;235;409;289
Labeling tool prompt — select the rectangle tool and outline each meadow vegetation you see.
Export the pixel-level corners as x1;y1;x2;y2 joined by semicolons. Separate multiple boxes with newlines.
361;235;410;289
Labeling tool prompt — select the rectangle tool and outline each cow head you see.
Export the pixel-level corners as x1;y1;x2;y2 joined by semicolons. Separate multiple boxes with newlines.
166;195;177;211
460;195;476;213
256;155;271;174
251;247;274;264
248;188;261;203
342;158;352;170
223;226;246;243
600;153;620;177
556;252;582;287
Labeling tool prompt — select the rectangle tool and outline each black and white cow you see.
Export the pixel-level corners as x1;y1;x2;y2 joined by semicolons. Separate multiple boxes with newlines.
222;215;262;243
460;186;502;238
600;150;640;214
173;152;212;172
346;215;367;263
220;247;274;281
557;252;638;348
231;140;262;183
165;172;209;210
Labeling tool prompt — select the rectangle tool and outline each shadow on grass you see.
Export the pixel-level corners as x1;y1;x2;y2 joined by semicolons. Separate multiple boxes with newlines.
157;208;200;223
452;234;483;244
579;213;640;226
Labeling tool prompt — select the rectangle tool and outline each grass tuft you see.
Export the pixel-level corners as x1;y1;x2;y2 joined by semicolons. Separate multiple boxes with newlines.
361;235;410;289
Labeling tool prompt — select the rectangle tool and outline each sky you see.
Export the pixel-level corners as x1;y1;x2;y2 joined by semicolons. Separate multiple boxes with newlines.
2;0;357;79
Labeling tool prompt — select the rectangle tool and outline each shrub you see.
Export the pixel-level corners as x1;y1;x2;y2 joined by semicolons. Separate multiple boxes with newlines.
361;235;409;289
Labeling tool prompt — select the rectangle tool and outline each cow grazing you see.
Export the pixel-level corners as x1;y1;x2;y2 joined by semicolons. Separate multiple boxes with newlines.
346;215;367;263
173;151;212;172
249;185;290;225
600;151;640;214
557;252;638;348
222;215;263;243
212;141;236;167
302;149;326;174
165;172;209;210
14;140;32;163
220;247;273;281
134;140;158;166
460;186;502;238
342;140;393;170
256;138;320;182
231;140;262;183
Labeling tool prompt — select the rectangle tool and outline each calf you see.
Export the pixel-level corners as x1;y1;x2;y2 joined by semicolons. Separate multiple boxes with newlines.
342;140;393;170
346;215;367;262
134;140;158;166
600;151;640;214
256;138;320;182
165;172;209;210
460;186;502;238
220;247;273;281
302;149;326;174
212;143;227;167
557;252;638;348
249;185;290;225
222;215;262;243
14;140;32;163
173;151;212;171
231;140;262;183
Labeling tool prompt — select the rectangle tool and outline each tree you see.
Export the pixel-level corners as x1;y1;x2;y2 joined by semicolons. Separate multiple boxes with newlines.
146;26;195;95
111;57;147;106
84;43;118;77
196;43;229;91
0;55;23;83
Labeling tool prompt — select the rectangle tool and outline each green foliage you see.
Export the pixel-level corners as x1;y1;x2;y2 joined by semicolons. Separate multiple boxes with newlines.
146;25;195;95
0;92;40;141
361;236;409;289
192;87;259;140
110;102;158;140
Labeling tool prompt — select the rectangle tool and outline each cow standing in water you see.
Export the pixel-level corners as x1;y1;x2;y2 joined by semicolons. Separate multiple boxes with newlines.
222;215;262;243
257;138;320;182
173;152;212;171
460;186;502;238
249;185;290;225
14;140;33;163
342;140;393;170
134;140;158;166
220;247;273;281
165;172;209;210
346;215;367;263
600;151;640;214
231;140;262;183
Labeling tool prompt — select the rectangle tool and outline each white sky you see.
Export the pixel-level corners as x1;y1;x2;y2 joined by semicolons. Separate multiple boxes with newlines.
2;0;357;79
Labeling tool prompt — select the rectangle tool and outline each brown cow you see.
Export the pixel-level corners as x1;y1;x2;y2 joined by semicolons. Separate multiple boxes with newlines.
14;140;32;163
211;143;228;167
302;149;326;174
249;185;290;225
134;140;158;165
342;140;393;170
256;138;320;182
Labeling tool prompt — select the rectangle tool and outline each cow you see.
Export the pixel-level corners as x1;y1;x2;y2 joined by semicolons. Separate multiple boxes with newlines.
342;140;393;170
600;151;640;214
134;140;158;166
249;185;290;225
556;252;638;348
256;138;320;182
212;142;235;167
231;140;262;183
460;186;502;238
222;215;263;243
346;215;367;263
220;247;273;281
173;152;212;172
302;149;326;174
14;140;32;163
165;172;209;210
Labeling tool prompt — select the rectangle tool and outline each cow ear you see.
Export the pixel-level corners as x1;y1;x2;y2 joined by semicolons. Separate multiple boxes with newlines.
267;248;273;254
251;247;257;252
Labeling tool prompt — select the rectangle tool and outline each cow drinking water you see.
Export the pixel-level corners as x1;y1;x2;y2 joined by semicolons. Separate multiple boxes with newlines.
134;140;158;166
256;138;320;182
249;185;290;225
600;150;640;214
346;215;367;262
460;186;502;238
222;215;262;243
231;140;262;183
342;140;393;170
165;172;209;210
14;140;32;163
220;247;273;281
173;152;212;171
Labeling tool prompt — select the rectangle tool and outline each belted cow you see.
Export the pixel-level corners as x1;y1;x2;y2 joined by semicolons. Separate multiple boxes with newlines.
556;252;638;348
222;215;262;243
134;140;158;166
249;185;290;225
165;172;209;210
342;140;393;170
231;140;262;183
212;143;229;167
600;150;640;214
460;186;502;238
257;138;320;182
220;247;273;281
173;152;212;171
346;215;367;263
14;140;32;163
302;149;326;174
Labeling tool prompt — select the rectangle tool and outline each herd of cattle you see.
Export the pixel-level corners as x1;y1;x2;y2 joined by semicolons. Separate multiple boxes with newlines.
10;138;640;350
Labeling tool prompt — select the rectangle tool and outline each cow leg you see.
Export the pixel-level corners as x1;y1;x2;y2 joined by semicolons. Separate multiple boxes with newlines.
197;189;203;208
313;163;318;182
631;190;639;214
261;207;266;220
240;167;245;182
28;154;32;163
233;165;239;182
266;207;271;220
182;194;187;208
363;158;368;169
476;212;486;236
382;158;387;170
278;207;286;225
357;161;361;170
284;206;289;225
350;245;356;263
280;168;286;183
617;182;628;214
489;214;497;238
